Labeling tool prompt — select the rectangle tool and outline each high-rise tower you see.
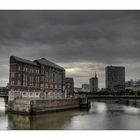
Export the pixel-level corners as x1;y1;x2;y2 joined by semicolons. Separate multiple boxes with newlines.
105;66;125;91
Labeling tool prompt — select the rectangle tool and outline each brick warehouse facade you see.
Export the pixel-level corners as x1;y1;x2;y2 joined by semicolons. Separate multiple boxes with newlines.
9;56;65;101
65;77;74;97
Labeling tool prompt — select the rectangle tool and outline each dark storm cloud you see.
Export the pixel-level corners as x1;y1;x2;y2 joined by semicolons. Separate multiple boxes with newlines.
1;10;140;86
0;10;140;64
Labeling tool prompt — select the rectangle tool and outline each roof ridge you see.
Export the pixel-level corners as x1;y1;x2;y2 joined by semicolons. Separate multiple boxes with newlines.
10;56;38;66
35;58;65;70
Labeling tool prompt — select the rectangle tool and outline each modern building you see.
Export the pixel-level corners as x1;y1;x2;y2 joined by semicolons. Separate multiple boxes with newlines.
89;73;98;93
9;56;65;101
81;84;90;92
65;77;74;97
105;66;125;91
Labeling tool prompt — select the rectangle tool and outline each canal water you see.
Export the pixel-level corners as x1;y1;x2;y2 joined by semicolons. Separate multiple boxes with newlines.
1;98;140;130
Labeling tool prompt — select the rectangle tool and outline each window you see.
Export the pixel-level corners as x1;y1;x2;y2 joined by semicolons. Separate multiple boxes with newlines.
18;66;21;71
18;73;20;78
50;84;53;88
59;85;61;89
36;69;38;74
53;84;55;88
26;75;28;81
40;83;44;88
11;73;15;78
55;84;57;89
17;80;21;86
11;81;14;86
23;81;25;86
45;83;48;88
25;81;27;86
31;68;33;73
23;74;25;81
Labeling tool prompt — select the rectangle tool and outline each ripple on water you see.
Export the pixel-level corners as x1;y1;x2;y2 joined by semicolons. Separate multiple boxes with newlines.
123;106;140;115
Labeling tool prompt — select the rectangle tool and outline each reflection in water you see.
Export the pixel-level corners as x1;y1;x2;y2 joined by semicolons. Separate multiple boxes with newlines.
2;98;140;129
89;102;107;113
8;109;81;130
0;98;5;109
0;108;8;129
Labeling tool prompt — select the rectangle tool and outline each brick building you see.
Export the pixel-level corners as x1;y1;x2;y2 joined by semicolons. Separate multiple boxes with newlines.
65;77;74;97
9;56;65;101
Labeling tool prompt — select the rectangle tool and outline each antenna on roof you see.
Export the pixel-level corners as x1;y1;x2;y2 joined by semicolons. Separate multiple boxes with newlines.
95;71;97;78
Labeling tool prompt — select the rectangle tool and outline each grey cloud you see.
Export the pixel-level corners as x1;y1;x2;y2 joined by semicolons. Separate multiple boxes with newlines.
0;10;140;87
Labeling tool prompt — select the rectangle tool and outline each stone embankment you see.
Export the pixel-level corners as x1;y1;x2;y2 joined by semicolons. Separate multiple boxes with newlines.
8;98;80;115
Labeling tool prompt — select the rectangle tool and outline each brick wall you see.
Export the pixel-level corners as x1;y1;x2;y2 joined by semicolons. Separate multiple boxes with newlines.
10;98;80;114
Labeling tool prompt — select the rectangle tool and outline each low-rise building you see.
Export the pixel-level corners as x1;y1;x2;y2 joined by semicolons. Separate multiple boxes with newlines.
0;87;9;96
81;84;90;92
74;87;82;93
65;77;74;97
125;79;140;92
125;80;137;90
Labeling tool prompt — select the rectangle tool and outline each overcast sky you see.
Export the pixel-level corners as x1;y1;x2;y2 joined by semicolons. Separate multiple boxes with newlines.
1;10;140;88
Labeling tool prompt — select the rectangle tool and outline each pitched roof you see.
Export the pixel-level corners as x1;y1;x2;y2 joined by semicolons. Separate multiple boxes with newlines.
35;58;65;70
10;56;38;66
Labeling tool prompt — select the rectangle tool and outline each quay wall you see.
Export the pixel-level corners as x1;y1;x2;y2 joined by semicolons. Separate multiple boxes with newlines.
88;98;140;108
9;98;80;114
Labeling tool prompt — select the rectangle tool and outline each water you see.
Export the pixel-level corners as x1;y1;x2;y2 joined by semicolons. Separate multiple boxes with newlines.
1;98;140;130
